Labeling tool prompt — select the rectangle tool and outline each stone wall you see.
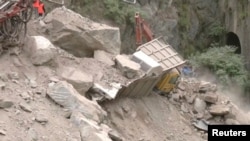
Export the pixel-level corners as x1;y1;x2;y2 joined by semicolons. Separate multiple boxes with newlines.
219;0;250;69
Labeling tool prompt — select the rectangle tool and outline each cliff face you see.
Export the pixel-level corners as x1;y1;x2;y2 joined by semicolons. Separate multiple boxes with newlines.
52;0;250;68
218;0;250;69
62;0;221;56
131;0;250;70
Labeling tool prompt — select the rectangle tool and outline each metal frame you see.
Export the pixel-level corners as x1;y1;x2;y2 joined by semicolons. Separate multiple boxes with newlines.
136;37;186;72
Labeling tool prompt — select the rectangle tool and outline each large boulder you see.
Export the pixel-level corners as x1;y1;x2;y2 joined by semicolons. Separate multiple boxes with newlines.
70;111;112;141
193;97;207;113
59;67;93;95
43;7;121;57
115;54;141;79
202;93;218;104
46;81;106;123
209;104;230;116
24;36;56;65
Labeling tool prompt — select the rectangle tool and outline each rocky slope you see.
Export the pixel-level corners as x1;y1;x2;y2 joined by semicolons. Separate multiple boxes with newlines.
0;6;250;141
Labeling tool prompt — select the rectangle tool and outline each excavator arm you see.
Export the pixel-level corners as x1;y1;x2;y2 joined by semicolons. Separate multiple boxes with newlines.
135;12;154;46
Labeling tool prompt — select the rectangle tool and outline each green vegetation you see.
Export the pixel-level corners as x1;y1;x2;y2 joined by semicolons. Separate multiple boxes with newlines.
239;11;248;20
178;4;190;31
239;0;248;20
103;0;146;25
173;1;194;58
70;0;147;25
103;0;125;24
189;45;248;90
208;21;226;37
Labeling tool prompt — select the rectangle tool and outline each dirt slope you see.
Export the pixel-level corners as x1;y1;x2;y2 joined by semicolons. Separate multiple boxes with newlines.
0;48;81;141
102;94;205;141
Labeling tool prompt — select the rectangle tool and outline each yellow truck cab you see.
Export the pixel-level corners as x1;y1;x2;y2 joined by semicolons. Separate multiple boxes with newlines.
155;68;181;94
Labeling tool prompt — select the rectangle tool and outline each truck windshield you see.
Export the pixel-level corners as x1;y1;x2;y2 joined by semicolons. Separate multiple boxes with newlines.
169;76;179;84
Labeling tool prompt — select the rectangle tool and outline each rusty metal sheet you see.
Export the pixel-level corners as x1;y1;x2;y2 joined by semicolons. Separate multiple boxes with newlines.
116;75;161;98
136;37;186;72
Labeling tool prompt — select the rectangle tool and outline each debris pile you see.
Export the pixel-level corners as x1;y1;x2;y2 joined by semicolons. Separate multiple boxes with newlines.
22;32;147;140
168;77;250;132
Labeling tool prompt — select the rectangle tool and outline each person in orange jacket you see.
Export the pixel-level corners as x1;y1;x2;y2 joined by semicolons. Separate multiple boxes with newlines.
33;0;40;8
37;1;45;20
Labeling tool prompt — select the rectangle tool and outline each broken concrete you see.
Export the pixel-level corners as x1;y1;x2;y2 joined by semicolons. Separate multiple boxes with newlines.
115;54;141;79
43;7;121;57
24;36;56;65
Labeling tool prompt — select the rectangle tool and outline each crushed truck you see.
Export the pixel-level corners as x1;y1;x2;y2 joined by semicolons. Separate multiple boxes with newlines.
116;37;186;98
92;12;186;99
117;12;186;97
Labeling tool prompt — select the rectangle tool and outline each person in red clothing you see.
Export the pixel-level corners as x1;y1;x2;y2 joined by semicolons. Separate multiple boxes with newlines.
37;1;45;20
33;0;40;8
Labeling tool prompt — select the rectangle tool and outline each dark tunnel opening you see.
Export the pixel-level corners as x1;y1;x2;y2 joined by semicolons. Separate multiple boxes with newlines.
226;32;241;54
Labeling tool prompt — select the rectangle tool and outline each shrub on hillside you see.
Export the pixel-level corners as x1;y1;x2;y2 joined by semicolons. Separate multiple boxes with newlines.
103;0;146;25
188;45;248;88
